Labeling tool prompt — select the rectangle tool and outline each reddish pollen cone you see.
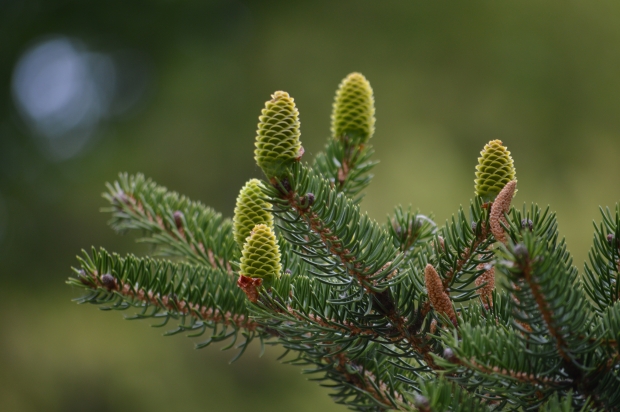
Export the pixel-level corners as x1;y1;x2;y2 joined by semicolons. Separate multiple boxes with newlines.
237;274;263;303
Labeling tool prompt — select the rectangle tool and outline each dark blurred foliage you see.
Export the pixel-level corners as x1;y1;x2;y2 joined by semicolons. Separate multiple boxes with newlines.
1;1;620;411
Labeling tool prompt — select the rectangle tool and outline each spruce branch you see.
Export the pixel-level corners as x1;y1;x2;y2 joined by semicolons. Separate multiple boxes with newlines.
432;200;495;303
261;165;442;365
497;233;599;381
388;206;437;260
67;248;259;355
600;302;620;350
497;212;610;395
103;173;236;272
264;163;402;292
436;322;572;408
415;378;491;412
583;205;620;313
250;277;411;410
282;342;409;411
539;392;594;412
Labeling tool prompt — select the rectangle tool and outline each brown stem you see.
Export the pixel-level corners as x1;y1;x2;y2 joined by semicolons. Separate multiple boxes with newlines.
287;307;381;339
458;357;572;387
520;255;572;363
87;270;257;331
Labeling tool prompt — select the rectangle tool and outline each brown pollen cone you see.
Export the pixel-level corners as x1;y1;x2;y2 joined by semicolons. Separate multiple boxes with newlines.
490;180;517;244
237;274;263;303
424;264;456;323
475;263;495;307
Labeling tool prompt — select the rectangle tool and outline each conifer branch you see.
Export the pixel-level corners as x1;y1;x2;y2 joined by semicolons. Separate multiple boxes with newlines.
264;164;403;298
282;343;408;411
388;206;436;259
415;378;491;412
329;351;405;410
252;279;409;410
433;201;495;303
68;249;257;353
436;323;571;408
518;246;572;364
583;205;620;313
103;173;237;273
263;165;443;366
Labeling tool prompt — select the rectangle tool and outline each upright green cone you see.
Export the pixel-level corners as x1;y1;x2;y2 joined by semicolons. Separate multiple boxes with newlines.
239;224;281;282
255;91;303;180
474;139;517;202
233;179;274;250
331;72;375;144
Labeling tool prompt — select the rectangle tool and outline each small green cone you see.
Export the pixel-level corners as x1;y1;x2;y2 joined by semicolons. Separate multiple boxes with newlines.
254;91;303;180
239;224;281;283
474;140;517;202
233;179;274;250
331;72;375;145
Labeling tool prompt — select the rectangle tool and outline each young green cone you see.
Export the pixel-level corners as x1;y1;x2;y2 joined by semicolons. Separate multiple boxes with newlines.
232;179;274;250
331;72;375;145
239;224;281;282
254;91;303;180
474;139;517;202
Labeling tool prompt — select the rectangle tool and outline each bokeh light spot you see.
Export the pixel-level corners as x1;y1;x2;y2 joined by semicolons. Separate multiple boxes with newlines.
11;36;149;161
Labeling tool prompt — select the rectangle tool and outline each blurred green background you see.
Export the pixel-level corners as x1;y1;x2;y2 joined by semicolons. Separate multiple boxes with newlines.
2;1;620;411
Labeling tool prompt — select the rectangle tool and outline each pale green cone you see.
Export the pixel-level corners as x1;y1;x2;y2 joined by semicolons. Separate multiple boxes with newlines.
239;224;281;282
331;72;375;144
233;179;274;250
254;91;303;179
474;139;517;202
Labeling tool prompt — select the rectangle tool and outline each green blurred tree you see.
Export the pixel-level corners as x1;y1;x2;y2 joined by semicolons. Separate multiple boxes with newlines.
68;73;620;411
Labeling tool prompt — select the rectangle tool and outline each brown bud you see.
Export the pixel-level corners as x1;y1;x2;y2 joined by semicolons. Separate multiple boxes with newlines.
173;211;184;230
424;264;456;323
521;218;533;231
100;273;117;291
490;181;516;244
607;234;615;246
